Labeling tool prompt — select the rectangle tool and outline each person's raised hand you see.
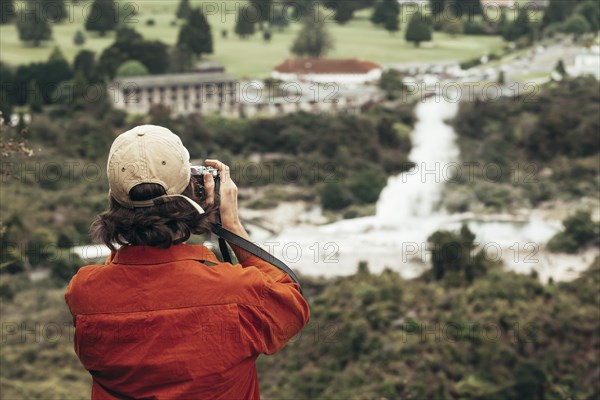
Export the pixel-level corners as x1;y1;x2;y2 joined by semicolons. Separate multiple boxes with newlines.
204;159;242;232
204;159;251;253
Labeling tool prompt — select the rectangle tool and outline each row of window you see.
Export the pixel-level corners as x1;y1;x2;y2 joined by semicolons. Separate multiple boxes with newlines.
122;82;236;95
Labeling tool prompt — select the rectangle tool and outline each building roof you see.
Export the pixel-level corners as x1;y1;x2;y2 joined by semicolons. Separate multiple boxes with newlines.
397;0;428;4
273;58;382;75
480;0;515;6
113;72;236;89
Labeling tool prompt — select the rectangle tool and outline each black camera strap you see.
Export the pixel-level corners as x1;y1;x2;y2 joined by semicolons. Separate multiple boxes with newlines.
211;177;303;293
212;223;303;292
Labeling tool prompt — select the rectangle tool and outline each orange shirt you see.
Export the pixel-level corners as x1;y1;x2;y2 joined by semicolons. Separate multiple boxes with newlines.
64;244;310;399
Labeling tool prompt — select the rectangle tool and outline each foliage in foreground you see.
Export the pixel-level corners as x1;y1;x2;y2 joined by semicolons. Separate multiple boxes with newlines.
258;258;600;400
2;256;597;399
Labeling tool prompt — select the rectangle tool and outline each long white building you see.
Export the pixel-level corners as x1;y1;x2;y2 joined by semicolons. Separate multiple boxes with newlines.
111;72;239;117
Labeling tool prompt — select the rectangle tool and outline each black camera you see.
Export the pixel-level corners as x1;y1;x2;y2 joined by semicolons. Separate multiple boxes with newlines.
191;165;219;201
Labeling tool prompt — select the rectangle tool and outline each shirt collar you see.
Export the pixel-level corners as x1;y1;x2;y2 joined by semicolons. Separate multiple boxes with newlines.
108;244;220;265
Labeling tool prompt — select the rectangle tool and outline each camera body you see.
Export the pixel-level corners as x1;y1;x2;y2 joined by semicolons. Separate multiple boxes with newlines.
191;165;219;201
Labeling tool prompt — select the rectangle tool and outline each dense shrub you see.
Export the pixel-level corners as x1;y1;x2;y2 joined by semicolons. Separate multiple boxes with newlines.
448;78;600;210
26;228;58;267
547;210;599;253
50;253;83;285
256;258;599;399
321;182;352;210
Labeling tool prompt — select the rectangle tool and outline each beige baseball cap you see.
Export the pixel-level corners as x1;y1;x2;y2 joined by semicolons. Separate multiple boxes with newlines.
107;125;204;215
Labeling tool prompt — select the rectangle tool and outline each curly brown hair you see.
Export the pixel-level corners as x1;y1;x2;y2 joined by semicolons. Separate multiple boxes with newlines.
91;181;215;251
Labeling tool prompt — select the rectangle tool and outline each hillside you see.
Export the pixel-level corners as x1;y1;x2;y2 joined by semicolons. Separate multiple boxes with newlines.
444;76;600;214
257;259;600;399
1;257;598;399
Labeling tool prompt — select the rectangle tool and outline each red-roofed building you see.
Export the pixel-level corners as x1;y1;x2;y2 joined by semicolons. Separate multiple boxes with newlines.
480;0;516;8
272;58;383;85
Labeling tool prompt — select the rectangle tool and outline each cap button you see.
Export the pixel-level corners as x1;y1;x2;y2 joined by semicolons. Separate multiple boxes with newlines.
137;132;145;136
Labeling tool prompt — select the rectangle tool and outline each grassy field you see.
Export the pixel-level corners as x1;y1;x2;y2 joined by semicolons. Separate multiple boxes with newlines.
0;1;505;78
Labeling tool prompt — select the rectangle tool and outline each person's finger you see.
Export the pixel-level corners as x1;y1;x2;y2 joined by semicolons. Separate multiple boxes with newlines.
205;159;228;171
203;173;215;207
205;159;231;183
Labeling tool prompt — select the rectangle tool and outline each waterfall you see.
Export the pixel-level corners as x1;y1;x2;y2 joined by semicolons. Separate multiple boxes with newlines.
267;96;562;278
375;98;460;227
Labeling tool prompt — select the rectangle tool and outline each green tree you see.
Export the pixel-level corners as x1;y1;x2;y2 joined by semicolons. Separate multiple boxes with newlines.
461;0;482;18
371;0;397;25
16;6;52;46
11;48;72;105
554;59;566;76
249;0;272;30
0;86;12;125
128;40;169;74
0;216;25;274
116;25;143;42
347;169;387;204
46;46;73;90
168;45;193;73
44;0;67;23
27;228;58;267
405;12;432;47
235;8;255;38
333;0;354;24
73;30;85;46
85;0;117;36
1;0;16;23
0;246;24;274
176;0;191;19
99;27;169;77
574;0;600;31
428;224;489;283
498;70;506;85
271;4;289;31
116;60;149;77
177;8;214;59
27;81;44;112
561;14;591;36
291;10;334;58
548;210;599;253
376;117;401;147
378;69;405;100
383;8;399;34
430;0;445;16
50;253;83;284
321;182;351;210
502;9;533;42
0;64;13;123
74;50;98;82
543;0;578;26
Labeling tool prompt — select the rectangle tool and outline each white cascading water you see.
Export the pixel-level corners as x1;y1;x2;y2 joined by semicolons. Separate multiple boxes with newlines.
269;97;464;277
375;98;459;227
268;96;563;278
